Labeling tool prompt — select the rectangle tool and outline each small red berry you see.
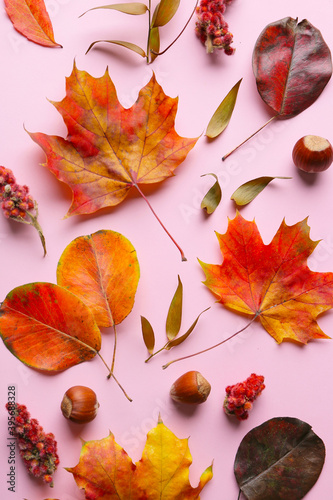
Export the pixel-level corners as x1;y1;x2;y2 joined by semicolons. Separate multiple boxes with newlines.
223;373;265;420
195;0;235;54
5;403;59;486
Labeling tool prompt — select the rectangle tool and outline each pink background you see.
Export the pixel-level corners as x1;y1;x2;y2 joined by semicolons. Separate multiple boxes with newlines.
1;0;333;498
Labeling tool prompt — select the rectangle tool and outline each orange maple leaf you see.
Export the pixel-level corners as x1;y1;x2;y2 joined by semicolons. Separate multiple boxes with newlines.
67;418;213;499
199;212;333;344
29;63;198;259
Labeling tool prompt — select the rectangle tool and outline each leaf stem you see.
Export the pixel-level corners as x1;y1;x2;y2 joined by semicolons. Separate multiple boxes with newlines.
222;115;277;161
162;315;257;369
134;183;187;261
108;323;117;378
14;202;47;256
237;489;242;500
98;352;132;402
145;342;169;362
146;0;151;63
151;0;199;56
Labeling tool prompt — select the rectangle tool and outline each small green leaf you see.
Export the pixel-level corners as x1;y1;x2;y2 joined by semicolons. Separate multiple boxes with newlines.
149;26;160;63
166;276;183;341
80;3;148;17
152;0;180;27
141;316;155;354
165;307;210;350
201;174;222;214
206;78;242;139
231;176;292;206
85;39;146;57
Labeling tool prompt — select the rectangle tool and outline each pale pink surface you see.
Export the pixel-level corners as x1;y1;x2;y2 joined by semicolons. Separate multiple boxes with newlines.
1;0;333;498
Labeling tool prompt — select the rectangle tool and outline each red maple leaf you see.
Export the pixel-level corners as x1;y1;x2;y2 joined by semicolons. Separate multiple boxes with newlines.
200;212;333;344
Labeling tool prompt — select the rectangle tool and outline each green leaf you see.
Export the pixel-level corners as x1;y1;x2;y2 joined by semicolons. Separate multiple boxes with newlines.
231;176;291;206
85;39;146;57
234;417;325;500
80;2;148;17
149;26;160;62
152;0;180;27
166;275;183;341
141;316;155;354
206;78;242;139
200;174;222;214
165;307;210;350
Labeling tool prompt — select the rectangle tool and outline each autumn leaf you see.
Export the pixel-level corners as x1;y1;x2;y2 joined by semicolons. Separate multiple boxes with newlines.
57;230;140;329
166;275;183;341
234;417;325;499
80;3;149;17
230;176;291;206
200;173;222;214
253;18;331;118
4;0;62;47
67;417;213;499
151;0;180;28
205;78;242;139
222;17;332;160
56;229;139;389
199;212;333;344
86;39;147;58
141;316;155;354
28;63;197;260
143;274;210;363
0;282;101;371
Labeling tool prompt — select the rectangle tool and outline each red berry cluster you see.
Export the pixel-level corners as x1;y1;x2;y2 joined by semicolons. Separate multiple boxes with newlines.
6;403;59;487
223;373;265;420
195;0;235;55
0;166;35;220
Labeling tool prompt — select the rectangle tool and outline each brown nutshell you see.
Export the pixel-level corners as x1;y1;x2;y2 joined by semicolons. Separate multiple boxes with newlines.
292;135;333;173
170;370;211;404
61;385;99;424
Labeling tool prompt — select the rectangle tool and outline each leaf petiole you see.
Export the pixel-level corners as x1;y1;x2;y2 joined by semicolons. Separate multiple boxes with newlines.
145;342;169;362
222;115;277;161
134;183;187;261
97;352;132;401
162;315;258;369
146;0;151;63
108;323;117;379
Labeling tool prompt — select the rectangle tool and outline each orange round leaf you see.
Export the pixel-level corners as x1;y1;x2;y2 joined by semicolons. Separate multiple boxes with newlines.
57;230;140;328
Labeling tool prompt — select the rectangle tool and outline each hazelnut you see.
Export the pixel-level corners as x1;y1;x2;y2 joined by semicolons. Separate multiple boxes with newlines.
61;386;99;424
170;371;211;404
292;135;333;173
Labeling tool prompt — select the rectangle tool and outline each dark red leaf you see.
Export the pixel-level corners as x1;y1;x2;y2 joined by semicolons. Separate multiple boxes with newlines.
253;17;332;118
234;417;325;500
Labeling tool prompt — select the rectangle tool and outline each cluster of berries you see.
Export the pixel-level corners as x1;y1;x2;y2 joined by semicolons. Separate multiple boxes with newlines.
6;402;59;487
0;166;35;220
223;373;265;420
0;165;46;255
195;0;235;55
